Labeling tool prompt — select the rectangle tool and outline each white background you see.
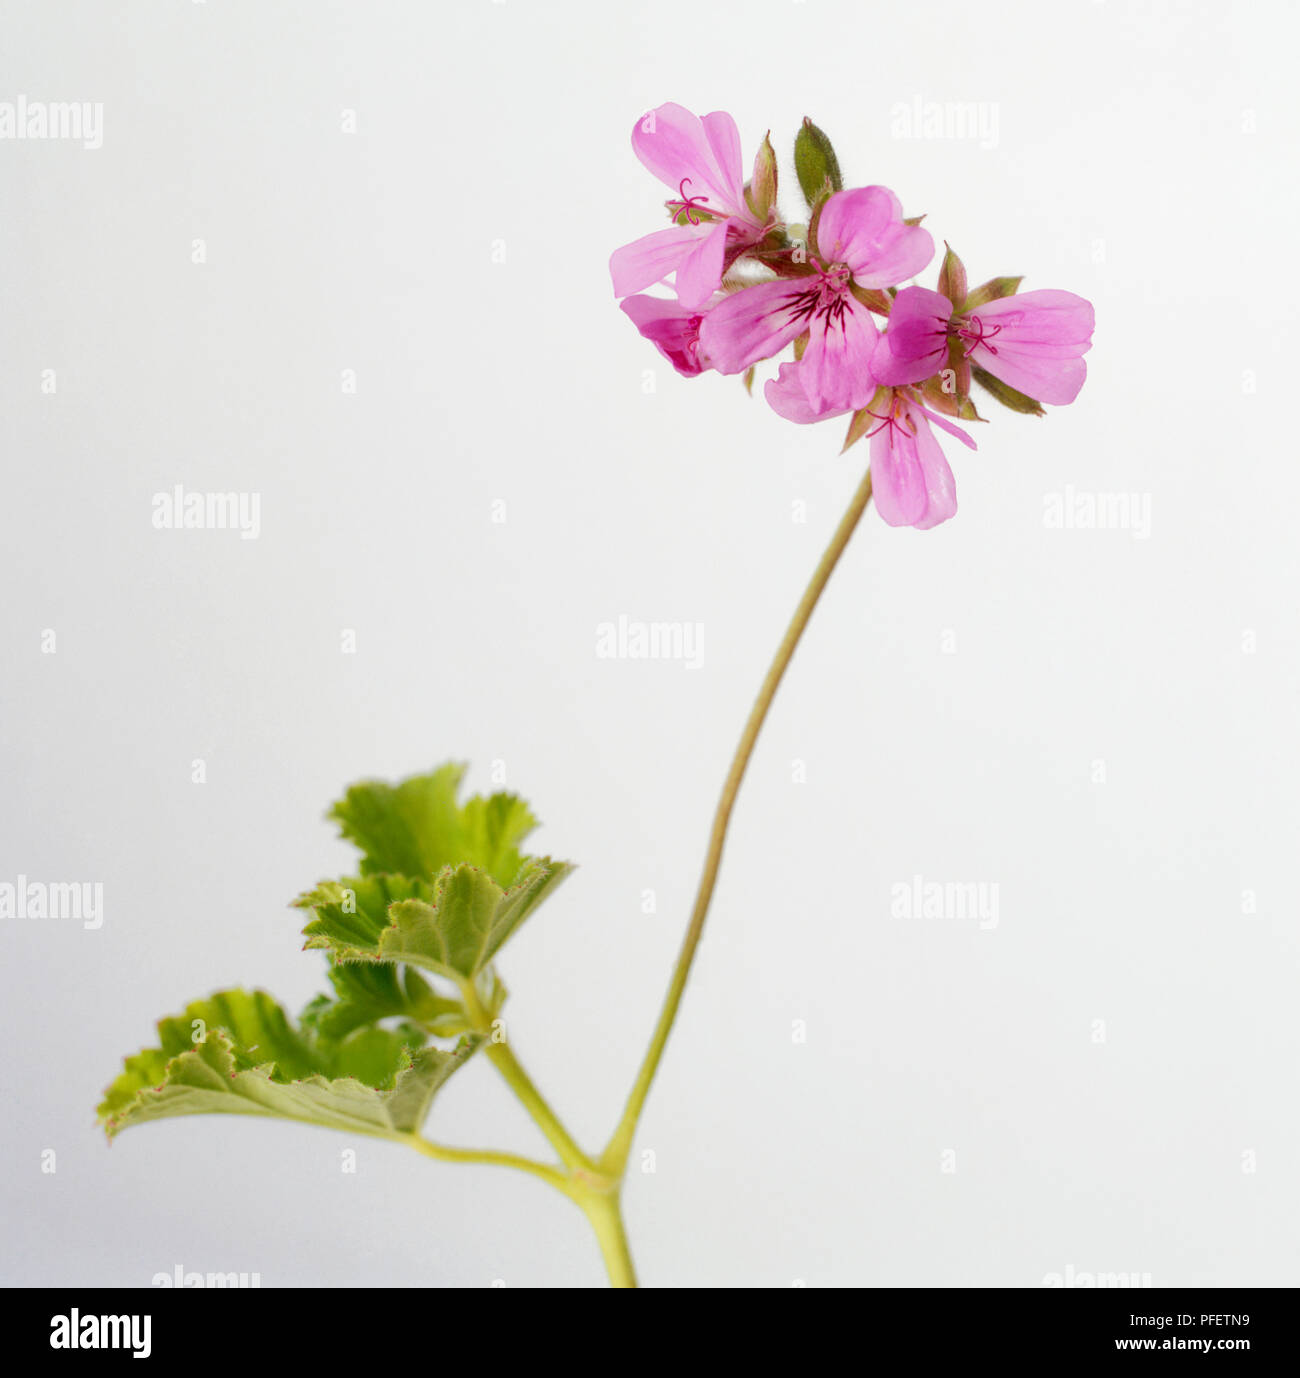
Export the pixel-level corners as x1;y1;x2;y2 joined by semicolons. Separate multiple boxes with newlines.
2;0;1297;1288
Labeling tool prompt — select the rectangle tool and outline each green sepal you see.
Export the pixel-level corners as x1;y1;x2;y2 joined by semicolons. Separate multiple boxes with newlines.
962;276;1024;312
850;283;892;314
937;243;967;308
842;387;890;452
744;131;778;222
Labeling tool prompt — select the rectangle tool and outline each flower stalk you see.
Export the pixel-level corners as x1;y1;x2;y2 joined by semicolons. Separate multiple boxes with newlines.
405;464;875;1286
601;465;875;1180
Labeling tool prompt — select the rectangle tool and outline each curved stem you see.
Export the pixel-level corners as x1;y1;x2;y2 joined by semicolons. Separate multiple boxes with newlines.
404;1134;569;1192
602;466;874;1175
461;983;594;1174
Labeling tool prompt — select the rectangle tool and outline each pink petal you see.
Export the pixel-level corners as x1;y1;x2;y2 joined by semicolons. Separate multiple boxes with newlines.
873;286;952;385
970;289;1095;345
699;278;822;375
764;362;850;425
963;290;1093;405
906;396;978;450
631;102;743;217
971;348;1088;405
700;111;747;210
620;295;708;377
674;220;730;310
799;294;880;413
911;426;959;529
870;405;958;529
816;186;934;288
610;224;706;298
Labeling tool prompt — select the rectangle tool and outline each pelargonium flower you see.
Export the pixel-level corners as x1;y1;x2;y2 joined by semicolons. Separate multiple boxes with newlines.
865;391;977;530
700;187;933;416
765;364;975;531
874;285;1094;404
610;103;772;310
619;294;715;377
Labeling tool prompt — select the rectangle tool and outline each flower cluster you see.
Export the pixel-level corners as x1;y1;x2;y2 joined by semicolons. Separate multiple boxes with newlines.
611;103;1095;530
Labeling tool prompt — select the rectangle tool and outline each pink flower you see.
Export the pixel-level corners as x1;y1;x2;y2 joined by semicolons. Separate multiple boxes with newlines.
765;364;975;531
610;103;770;311
874;286;1094;404
867;392;977;530
700;187;933;417
870;286;953;386
620;294;713;377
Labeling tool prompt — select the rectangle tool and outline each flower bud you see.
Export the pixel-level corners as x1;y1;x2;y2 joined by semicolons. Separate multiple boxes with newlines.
794;117;843;210
937;243;968;308
745;132;778;223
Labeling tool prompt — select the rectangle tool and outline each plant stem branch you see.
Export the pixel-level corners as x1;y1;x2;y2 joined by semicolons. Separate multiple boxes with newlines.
404;1134;569;1191
601;466;875;1175
461;983;594;1174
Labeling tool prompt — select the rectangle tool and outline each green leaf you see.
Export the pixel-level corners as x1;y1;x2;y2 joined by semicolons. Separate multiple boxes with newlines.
302;767;575;987
329;764;538;886
99;989;480;1141
296;873;432;964
971;364;1045;416
300;962;464;1045
794;117;843;210
296;867;548;1008
380;860;573;985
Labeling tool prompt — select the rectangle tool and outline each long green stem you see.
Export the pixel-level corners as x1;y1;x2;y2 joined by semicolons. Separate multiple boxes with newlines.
601;466;874;1175
415;466;871;1287
461;983;593;1174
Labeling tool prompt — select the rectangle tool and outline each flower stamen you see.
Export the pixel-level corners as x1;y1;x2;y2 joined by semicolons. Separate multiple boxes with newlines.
667;178;712;226
954;314;1002;357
